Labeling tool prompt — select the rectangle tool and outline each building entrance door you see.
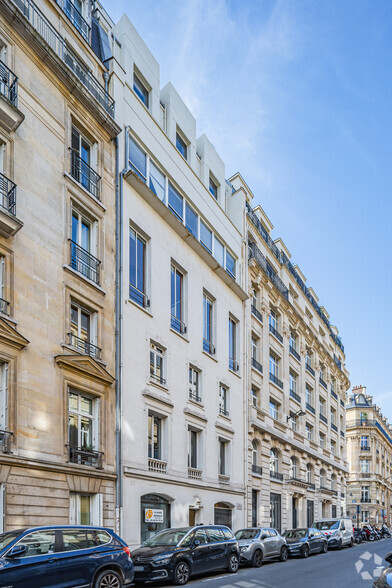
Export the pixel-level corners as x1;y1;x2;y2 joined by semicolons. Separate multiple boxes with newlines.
292;497;298;529
270;493;281;532
252;490;258;527
214;503;232;528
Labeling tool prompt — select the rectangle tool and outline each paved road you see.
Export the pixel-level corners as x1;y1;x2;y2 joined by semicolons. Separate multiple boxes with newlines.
132;539;392;587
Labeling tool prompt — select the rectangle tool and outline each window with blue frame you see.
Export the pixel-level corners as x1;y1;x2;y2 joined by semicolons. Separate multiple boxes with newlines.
214;237;224;266
185;203;198;238
133;72;149;107
200;221;212;252
226;250;236;278
149;161;165;201
203;293;214;353
171;265;185;334
129;136;147;180
209;175;218;199
229;317;238;371
129;227;147;307
176;131;187;159
168;183;183;221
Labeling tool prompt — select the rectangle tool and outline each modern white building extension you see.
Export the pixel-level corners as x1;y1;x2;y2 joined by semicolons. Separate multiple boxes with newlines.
110;15;248;547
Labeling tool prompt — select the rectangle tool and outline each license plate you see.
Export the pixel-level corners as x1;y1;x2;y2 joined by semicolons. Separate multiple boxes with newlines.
134;566;145;572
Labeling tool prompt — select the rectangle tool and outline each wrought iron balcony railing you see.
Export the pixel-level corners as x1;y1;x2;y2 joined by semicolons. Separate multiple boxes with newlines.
319;413;328;424
203;339;215;355
319;377;327;389
67;332;101;360
270;470;283;481
340;399;345;407
219;406;229;417
0;60;18;107
0;430;13;453
306;402;315;415
331;423;338;433
0;173;16;216
70;149;101;200
129;284;149;308
171;314;187;335
252;464;263;475
229;357;239;372
331;390;338;400
361;498;371;503
290;389;301;403
269;323;283;343
248;241;289;301
68;444;103;468
307;482;315;489
150;373;166;386
11;0;114;117
0;297;10;316
340;430;345;438
269;372;283;390
305;362;315;377
252;357;263;373
55;0;90;43
189;391;202;403
289;345;300;361
69;240;100;284
251;304;263;322
334;354;342;370
360;445;371;451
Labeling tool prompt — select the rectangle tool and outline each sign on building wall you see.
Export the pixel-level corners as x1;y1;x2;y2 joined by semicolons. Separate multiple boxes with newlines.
145;509;164;523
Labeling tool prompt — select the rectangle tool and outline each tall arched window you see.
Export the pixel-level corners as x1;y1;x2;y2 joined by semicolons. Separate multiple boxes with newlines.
290;456;298;479
306;463;312;483
252;440;258;466
331;474;336;490
320;469;326;488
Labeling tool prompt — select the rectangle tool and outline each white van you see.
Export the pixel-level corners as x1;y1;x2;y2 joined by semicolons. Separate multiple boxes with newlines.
312;518;354;549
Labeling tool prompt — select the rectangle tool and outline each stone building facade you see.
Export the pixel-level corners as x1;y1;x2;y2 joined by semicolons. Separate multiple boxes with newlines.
346;386;392;526
237;177;350;532
0;0;119;530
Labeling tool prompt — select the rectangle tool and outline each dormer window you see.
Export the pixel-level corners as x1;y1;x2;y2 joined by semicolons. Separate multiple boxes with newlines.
133;72;149;108
176;131;187;159
209;175;218;199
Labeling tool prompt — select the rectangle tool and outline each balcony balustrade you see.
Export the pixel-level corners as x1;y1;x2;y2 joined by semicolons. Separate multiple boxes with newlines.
289;345;300;361
68;445;103;468
251;304;263;322
331;390;338;400
252;464;263;475
148;458;167;473
269;372;283;390
171;314;187;335
55;0;90;43
203;339;215;355
189;391;202;403
70;149;101;200
305;362;315;377
248;241;289;301
129;284;149;308
0;173;16;216
340;399;345;407
69;240;101;284
270;470;284;481
319;413;328;425
269;323;283;343
67;332;101;360
219;406;229;417
360;445;371;451
361;498;371;503
319;377;327;390
252;357;263;373
331;423;338;433
188;467;202;479
150;373;166;386
306;402;315;415
340;430;345;438
229;357;239;372
290;389;301;403
0;60;18;107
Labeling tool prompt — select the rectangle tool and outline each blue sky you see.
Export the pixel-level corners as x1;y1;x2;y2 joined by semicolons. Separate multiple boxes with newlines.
107;0;392;416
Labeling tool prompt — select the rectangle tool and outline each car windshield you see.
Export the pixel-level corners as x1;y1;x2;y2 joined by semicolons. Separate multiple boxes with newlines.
235;529;259;540
312;521;339;531
0;531;24;552
142;528;190;547
283;529;307;539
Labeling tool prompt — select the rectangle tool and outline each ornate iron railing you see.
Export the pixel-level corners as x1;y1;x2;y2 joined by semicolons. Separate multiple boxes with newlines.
252;464;263;475
251;304;263;322
289;345;300;361
67;332;101;360
0;430;13;453
150;373;166;386
0;60;18;106
203;339;215;355
70;149;101;200
68;444;103;468
252;357;263;373
219;406;229;417
69;240;100;284
270;470;283;481
248;241;289;301
55;0;90;43
189;391;202;403
0;173;16;216
229;357;239;372
129;284;149;308
269;323;283;343
269;372;283;390
0;297;10;316
290;389;301;403
305;362;315;377
306;402;315;415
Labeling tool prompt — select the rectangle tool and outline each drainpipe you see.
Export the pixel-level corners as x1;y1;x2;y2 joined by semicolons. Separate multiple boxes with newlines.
115;126;130;536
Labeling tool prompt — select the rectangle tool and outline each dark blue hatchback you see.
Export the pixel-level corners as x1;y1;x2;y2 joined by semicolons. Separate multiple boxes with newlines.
0;525;134;588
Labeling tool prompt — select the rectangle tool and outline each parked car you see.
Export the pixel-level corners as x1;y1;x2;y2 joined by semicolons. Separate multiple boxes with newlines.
234;527;288;567
373;551;392;587
0;525;134;588
132;525;239;585
312;517;354;549
282;528;328;558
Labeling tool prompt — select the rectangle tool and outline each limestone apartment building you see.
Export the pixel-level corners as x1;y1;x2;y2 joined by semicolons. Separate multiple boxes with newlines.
236;177;350;532
0;0;120;529
346;386;392;526
109;15;248;547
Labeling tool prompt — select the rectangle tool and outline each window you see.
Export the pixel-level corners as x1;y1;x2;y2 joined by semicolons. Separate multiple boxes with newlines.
200;221;212;252
306;463;312;483
70;493;102;526
209;175;218;199
269;398;279;421
219;384;229;416
289;372;297;395
252;440;258;467
228;317;238;371
331;408;336;426
225;250;236;278
133;72;149;107
331;378;336;394
218;438;229;476
0;255;7;314
148;413;163;460
70;208;99;283
269;309;278;331
71;126;96;195
331;440;336;454
289;412;297;431
150;343;165;385
71;208;93;254
188;428;200;469
251;386;259;408
289;331;297;351
203;293;214;354
290;457;298;479
320;469;326;487
129;227;148;307
70;303;98;359
305;385;313;407
0;362;8;434
251;336;258;361
319;432;325;449
361;510;369;524
149;161;165;201
171;265;185;334
168;183;184;221
319;365;325;381
305;350;312;368
185;203;198;238
306;423;313;441
176;132;187;159
270;448;279;473
214;237;224;266
189;366;201;402
360;412;368;424
361;486;370;501
68;389;98;454
129;136;147;180
360;459;369;473
319;397;325;417
361;436;369;449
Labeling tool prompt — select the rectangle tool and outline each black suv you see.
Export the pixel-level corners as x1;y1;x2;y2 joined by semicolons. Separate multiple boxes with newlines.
132;525;239;585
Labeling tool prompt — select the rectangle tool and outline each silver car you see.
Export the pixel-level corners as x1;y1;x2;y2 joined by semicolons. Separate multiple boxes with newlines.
235;527;288;567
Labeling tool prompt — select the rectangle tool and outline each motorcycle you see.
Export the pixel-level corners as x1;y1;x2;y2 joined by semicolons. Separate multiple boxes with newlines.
381;526;391;539
354;527;363;544
363;525;378;541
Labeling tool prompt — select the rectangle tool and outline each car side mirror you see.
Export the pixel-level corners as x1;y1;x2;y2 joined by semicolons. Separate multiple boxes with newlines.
193;539;201;548
260;534;268;540
309;533;314;538
385;552;392;564
7;544;26;558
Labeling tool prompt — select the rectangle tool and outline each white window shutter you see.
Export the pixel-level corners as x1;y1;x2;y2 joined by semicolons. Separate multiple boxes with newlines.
93;397;100;450
69;492;77;524
92;493;103;526
0;483;4;532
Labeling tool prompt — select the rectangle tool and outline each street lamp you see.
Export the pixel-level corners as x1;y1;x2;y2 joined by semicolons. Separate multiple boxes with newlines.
287;409;306;423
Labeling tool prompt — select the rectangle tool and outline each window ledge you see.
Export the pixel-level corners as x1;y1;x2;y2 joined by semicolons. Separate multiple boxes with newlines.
170;327;189;342
202;350;218;363
126;297;153;317
148;379;169;393
61;343;108;368
187;398;204;410
269;379;284;394
63;265;105;295
269;331;284;346
64;172;106;212
228;367;241;379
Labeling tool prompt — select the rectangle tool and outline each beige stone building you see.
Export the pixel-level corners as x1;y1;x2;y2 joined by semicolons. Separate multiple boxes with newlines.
236;177;350;532
346;386;392;526
0;0;119;530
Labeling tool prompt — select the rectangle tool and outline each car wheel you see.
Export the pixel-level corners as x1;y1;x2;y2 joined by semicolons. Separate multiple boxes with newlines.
302;544;309;558
321;541;328;553
348;538;354;547
227;553;239;573
173;561;190;586
337;539;343;550
369;535;375;542
252;549;263;568
94;570;123;588
279;546;288;562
